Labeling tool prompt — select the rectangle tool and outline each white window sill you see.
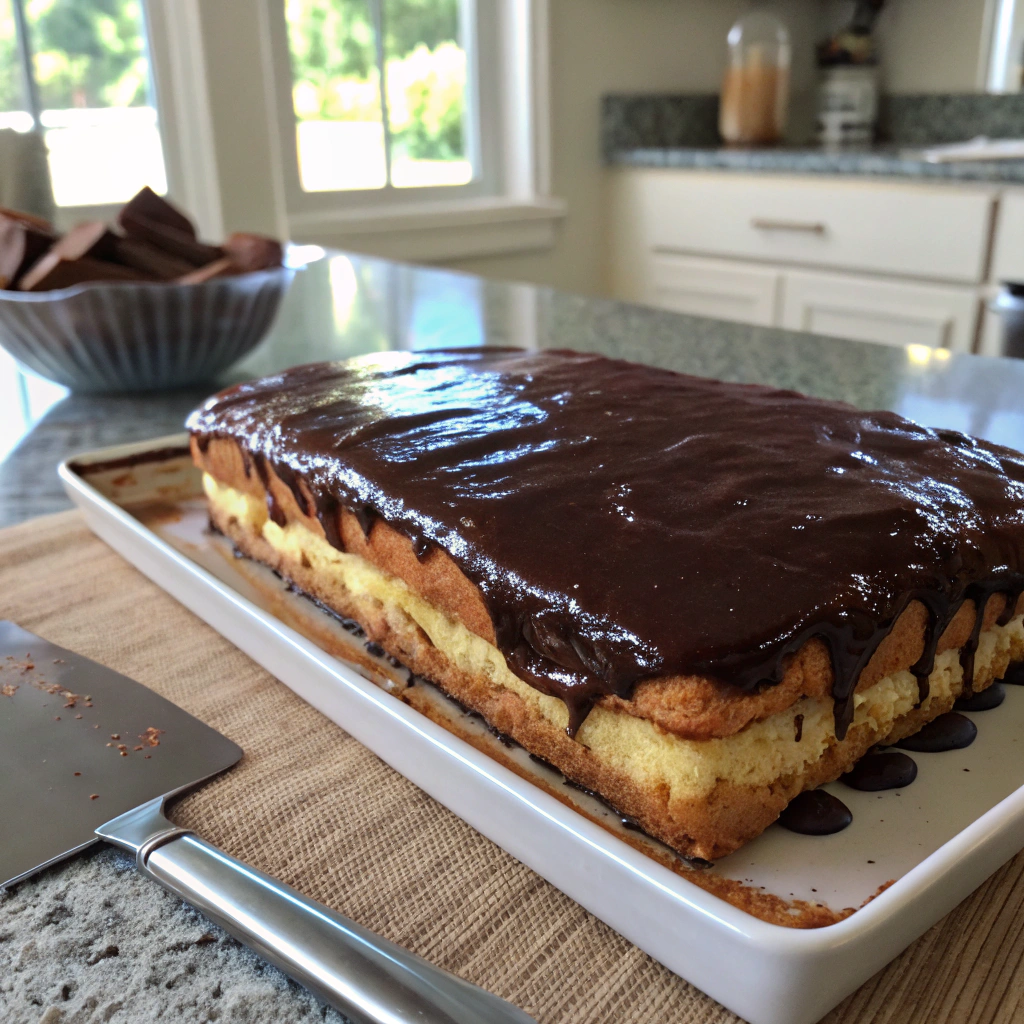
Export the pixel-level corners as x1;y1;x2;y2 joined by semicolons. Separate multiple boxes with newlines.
286;196;566;262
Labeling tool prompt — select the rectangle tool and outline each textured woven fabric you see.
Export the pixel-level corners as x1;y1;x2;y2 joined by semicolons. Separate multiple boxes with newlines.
4;511;1024;1024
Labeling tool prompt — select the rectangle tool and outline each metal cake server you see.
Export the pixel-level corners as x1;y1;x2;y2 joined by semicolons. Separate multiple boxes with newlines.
0;621;534;1024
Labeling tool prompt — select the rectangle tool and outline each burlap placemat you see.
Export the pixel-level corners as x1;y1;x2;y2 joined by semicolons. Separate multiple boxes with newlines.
4;510;1024;1024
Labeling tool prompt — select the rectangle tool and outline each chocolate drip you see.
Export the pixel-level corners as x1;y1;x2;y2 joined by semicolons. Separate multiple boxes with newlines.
959;590;988;699
71;445;191;475
187;349;1024;736
353;505;377;538
998;587;1023;626
316;494;344;551
251;455;286;527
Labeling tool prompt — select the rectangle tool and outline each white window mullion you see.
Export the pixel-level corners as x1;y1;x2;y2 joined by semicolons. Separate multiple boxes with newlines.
370;0;394;190
9;0;41;127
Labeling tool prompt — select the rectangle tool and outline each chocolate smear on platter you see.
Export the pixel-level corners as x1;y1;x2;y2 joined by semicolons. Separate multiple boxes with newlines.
896;712;977;752
841;751;918;791
955;682;1006;711
187;348;1024;738
778;790;853;836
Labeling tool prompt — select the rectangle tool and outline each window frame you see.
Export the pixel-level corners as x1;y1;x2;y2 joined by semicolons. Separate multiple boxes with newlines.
264;0;501;213
4;0;170;229
147;0;562;261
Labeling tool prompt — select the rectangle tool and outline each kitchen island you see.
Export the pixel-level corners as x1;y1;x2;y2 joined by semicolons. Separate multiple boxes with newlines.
4;251;1024;1024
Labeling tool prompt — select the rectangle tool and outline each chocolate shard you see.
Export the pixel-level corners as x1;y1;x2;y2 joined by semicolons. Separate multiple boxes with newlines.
18;221;152;291
117;186;196;239
120;215;224;268
18;255;151;292
110;237;195;280
0;213;56;289
0;206;53;233
177;257;237;284
223;233;283;273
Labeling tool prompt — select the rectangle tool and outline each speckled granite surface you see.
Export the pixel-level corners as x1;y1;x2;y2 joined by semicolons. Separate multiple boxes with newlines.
603;92;1024;181
5;253;1024;1021
0;849;348;1024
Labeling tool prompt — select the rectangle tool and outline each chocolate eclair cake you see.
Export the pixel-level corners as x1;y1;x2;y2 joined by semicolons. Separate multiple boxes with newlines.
186;349;1024;860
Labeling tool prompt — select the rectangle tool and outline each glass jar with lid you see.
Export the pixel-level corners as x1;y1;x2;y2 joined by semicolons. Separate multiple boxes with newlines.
719;11;791;146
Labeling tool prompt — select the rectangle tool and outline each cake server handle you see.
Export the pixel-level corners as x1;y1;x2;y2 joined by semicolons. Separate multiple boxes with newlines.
98;798;536;1024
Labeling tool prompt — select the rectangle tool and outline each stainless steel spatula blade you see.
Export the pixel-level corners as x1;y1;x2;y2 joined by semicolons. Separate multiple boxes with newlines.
0;620;241;888
0;621;535;1024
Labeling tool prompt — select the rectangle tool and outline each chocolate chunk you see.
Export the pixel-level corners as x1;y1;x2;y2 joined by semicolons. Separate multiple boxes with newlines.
18;222;139;291
110;237;194;280
18;255;150;292
118;186;196;239
841;751;917;791
0;213;55;288
896;712;977;752
120;215;223;268
177;257;236;284
0;206;53;233
778;790;853;835
223;232;283;272
954;682;1005;711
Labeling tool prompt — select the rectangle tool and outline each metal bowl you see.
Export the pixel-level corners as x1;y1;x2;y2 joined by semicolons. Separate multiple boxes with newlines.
0;264;296;393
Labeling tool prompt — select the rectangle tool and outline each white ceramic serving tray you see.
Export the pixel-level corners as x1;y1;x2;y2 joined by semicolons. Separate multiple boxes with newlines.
60;434;1024;1024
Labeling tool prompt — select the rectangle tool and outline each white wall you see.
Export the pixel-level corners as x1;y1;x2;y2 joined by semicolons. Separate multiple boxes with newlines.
822;0;994;94
448;0;818;296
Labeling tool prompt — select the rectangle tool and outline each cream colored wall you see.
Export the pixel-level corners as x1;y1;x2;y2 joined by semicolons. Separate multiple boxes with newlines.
875;0;993;93
822;0;995;94
448;0;818;297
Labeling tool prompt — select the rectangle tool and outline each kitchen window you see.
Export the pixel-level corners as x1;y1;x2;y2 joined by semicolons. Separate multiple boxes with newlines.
268;0;499;211
284;0;477;194
261;0;561;258
0;0;167;215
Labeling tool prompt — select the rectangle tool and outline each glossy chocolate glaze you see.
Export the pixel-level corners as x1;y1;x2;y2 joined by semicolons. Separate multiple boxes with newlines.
187;348;1024;737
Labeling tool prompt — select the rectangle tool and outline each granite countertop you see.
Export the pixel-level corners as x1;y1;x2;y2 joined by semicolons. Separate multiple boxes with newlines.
5;251;1024;1021
603;92;1024;183
605;143;1024;183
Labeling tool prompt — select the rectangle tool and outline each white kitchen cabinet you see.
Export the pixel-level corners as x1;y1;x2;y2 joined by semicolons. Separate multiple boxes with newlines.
649;253;781;326
605;168;1006;352
780;269;980;351
991;190;1024;284
613;169;996;285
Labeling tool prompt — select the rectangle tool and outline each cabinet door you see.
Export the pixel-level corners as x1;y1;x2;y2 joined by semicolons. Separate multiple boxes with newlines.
780;269;980;351
649;253;781;326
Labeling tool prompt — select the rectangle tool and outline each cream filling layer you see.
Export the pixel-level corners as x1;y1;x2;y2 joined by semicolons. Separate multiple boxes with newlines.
206;473;1024;803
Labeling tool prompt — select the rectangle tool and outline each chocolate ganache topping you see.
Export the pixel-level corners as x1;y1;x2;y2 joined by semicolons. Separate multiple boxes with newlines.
187;348;1024;737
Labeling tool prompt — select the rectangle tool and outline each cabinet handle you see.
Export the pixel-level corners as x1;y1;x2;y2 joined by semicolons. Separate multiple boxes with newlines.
751;218;826;234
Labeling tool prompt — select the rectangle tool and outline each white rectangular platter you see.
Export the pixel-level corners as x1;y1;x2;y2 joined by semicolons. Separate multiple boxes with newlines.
59;434;1024;1024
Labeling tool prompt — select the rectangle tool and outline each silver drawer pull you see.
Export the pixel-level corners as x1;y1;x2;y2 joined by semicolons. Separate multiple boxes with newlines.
751;218;826;234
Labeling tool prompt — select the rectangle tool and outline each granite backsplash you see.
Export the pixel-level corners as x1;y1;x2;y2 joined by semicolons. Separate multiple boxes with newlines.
602;92;1024;156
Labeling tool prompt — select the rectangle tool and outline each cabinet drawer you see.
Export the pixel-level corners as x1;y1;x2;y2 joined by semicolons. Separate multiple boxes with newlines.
648;253;781;326
780;268;981;351
629;171;995;285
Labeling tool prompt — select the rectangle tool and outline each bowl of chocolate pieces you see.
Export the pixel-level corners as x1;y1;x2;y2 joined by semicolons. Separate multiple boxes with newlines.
0;188;296;392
